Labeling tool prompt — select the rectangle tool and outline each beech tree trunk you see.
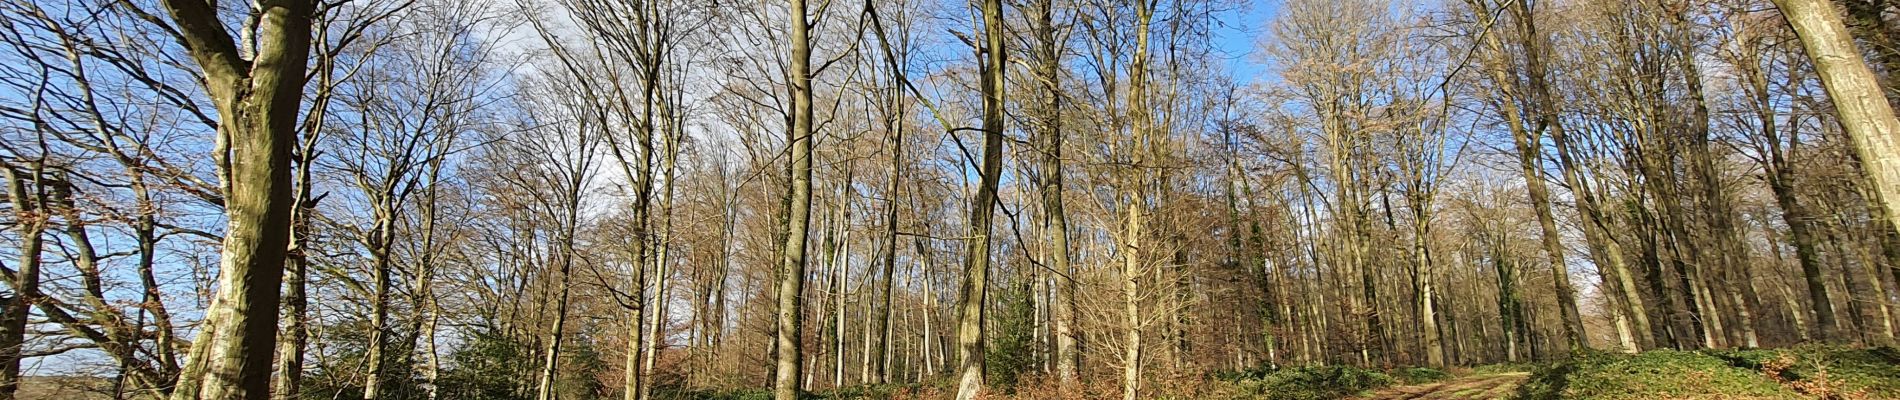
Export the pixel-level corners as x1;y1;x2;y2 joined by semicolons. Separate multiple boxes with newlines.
1506;0;1588;351
953;0;1006;398
1031;0;1080;387
1774;0;1900;260
1120;2;1155;398
874;72;904;384
160;0;312;397
775;0;816;397
0;164;45;400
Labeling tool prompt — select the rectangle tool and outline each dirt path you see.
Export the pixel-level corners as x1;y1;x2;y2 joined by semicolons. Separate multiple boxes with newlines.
1353;372;1529;400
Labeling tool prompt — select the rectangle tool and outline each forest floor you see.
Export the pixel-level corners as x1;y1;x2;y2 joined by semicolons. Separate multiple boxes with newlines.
1353;372;1528;400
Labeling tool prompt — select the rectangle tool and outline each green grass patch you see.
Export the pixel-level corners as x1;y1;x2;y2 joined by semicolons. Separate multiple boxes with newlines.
1515;350;1796;400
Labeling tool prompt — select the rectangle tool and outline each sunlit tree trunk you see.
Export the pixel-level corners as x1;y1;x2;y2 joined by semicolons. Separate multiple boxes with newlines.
1504;0;1587;351
0;164;46;400
874;67;905;384
363;203;396;400
1773;0;1900;268
161;0;313;396
775;0;816;397
641;76;683;400
535;224;577;400
953;0;1006;397
1120;2;1156;397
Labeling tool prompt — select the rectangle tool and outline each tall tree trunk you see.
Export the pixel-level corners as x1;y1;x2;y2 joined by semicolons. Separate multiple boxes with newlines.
274;196;310;400
1119;195;1146;400
1412;205;1445;366
874;64;905;385
1231;162;1265;363
953;0;1006;397
273;45;333;399
1767;125;1836;341
363;213;395;400
535;230;577;400
1491;233;1527;363
623;237;648;400
1676;35;1761;348
775;0;816;397
1732;27;1833;342
1030;0;1080;387
0;164;46;400
415;154;447;400
640;92;680;400
814;195;837;388
162;0;313;396
917;237;937;378
1506;0;1587;351
832;186;853;389
1118;2;1156;398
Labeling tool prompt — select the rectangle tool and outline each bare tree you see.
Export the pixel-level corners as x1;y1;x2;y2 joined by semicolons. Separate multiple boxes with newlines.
776;0;818;397
153;0;316;396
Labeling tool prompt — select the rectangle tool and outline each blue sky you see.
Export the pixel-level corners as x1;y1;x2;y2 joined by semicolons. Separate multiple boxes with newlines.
1210;0;1275;85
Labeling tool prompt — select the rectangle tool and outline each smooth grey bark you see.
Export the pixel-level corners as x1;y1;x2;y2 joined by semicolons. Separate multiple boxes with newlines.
775;0;816;397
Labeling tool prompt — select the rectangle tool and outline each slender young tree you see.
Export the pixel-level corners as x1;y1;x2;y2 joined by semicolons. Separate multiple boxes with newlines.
776;0;817;397
872;21;909;382
1117;1;1157;397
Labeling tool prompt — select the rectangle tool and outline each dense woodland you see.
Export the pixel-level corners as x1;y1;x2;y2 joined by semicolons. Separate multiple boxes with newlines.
6;0;1900;398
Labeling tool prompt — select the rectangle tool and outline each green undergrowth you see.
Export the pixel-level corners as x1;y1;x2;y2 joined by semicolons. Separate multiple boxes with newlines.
1517;345;1900;400
651;388;770;400
1515;349;1793;399
1710;345;1900;399
1213;364;1445;399
657;383;930;400
1469;362;1537;375
1392;366;1454;384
